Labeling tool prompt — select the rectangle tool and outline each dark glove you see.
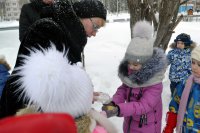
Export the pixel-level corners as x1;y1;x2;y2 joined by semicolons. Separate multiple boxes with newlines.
162;112;177;133
101;101;115;112
102;104;119;118
103;101;115;106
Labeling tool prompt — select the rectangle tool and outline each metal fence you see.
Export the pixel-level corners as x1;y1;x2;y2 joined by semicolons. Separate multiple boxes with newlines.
182;15;200;21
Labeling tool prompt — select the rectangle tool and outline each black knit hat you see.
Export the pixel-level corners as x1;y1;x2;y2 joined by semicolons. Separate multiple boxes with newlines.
174;33;193;46
73;0;107;21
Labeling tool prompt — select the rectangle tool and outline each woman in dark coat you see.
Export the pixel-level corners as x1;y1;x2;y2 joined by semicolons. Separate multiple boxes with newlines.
0;0;107;118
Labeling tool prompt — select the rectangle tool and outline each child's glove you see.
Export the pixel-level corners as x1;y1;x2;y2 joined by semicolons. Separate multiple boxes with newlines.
101;101;115;111
102;104;119;118
162;112;177;133
93;92;111;104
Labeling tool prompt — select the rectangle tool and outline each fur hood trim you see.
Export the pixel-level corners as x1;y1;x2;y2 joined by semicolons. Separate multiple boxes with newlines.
118;48;167;88
13;42;93;118
16;106;39;116
169;41;196;50
0;55;5;61
0;55;11;70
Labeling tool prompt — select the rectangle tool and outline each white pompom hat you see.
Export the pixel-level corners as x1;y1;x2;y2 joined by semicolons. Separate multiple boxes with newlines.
15;43;93;118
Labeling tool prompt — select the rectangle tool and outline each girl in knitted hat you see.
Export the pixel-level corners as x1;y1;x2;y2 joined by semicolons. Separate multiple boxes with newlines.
11;44;117;133
167;33;196;97
0;55;11;98
163;45;200;133
102;20;168;133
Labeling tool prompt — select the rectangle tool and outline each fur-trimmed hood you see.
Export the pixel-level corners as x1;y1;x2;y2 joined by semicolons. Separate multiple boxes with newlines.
118;47;167;88
169;41;196;50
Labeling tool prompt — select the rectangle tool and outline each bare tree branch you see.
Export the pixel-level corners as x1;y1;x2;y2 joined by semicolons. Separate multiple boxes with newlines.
127;0;182;51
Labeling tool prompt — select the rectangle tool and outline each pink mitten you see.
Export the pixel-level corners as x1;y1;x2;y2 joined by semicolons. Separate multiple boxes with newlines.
93;125;107;133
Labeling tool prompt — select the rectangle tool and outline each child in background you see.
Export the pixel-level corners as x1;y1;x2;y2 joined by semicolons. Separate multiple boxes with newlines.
163;45;200;133
167;33;196;96
102;20;167;133
0;55;11;97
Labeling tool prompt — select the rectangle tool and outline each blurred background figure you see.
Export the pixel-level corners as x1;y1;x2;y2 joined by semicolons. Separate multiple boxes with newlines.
0;55;11;98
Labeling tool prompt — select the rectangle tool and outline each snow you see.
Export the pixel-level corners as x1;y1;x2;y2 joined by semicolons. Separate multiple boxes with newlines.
0;15;200;132
0;21;19;28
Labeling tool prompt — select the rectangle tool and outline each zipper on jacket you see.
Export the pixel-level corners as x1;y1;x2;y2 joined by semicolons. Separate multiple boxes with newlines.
127;88;132;133
139;114;147;128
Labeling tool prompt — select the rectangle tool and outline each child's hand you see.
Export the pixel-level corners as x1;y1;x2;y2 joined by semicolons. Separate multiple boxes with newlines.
102;105;119;118
93;92;111;104
102;101;115;107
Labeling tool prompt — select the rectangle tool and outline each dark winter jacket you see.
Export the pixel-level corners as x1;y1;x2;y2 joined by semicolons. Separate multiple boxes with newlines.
0;0;87;118
19;0;50;41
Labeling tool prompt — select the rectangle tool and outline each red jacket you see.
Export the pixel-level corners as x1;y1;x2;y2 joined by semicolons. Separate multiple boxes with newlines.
0;113;77;133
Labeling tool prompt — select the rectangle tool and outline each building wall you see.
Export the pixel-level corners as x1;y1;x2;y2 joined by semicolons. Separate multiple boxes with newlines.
0;0;6;21
5;0;20;21
179;5;193;12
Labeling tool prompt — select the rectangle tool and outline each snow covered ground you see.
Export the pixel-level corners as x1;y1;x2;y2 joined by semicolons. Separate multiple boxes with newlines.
0;21;19;28
0;18;200;132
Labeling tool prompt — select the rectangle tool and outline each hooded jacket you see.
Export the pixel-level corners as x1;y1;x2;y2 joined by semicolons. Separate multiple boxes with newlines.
0;0;87;118
167;48;192;82
113;48;167;133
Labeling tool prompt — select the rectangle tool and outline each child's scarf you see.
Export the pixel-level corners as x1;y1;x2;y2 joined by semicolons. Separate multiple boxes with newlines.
176;74;200;133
